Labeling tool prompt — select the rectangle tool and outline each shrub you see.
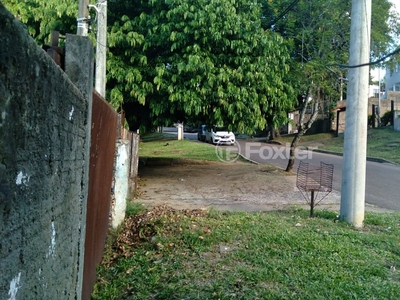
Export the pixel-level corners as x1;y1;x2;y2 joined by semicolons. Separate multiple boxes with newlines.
381;110;393;126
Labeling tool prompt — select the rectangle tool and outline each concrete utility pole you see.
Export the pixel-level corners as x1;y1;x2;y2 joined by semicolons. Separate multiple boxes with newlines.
378;67;382;127
340;0;372;228
95;0;107;98
77;0;90;36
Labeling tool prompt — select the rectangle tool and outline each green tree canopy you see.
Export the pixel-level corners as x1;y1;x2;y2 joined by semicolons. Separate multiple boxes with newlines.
2;0;78;45
108;0;295;132
4;0;296;133
259;0;400;171
6;0;397;134
262;0;400;100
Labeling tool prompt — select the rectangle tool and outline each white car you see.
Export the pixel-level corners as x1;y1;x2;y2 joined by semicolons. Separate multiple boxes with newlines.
205;126;235;145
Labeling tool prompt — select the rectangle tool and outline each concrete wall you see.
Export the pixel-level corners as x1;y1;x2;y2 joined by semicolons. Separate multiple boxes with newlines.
386;91;400;104
111;126;139;229
111;140;130;229
110;117;140;230
368;96;400;116
0;4;91;299
128;133;140;198
332;97;400;133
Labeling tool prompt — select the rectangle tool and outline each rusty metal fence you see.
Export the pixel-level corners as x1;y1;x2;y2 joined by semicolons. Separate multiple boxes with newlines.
82;91;118;300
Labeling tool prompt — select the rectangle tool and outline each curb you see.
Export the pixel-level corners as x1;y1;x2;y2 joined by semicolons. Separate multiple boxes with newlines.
238;153;261;165
238;145;397;167
241;138;397;165
139;157;211;167
307;148;398;165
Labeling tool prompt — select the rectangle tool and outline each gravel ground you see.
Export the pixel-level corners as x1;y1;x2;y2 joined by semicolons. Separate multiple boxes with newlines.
134;159;348;213
135;158;393;214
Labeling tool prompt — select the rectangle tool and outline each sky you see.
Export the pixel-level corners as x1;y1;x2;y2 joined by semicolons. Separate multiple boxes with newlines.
391;0;400;41
393;0;400;14
370;0;399;81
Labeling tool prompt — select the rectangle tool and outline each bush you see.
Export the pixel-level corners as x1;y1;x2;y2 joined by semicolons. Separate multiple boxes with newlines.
368;114;374;127
381;110;393;126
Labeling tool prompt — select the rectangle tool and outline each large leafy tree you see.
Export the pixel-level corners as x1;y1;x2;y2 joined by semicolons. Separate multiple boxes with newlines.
108;0;295;133
2;0;78;45
4;0;296;133
261;0;400;171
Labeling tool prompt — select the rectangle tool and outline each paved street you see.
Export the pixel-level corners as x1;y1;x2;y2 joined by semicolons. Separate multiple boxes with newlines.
236;140;400;211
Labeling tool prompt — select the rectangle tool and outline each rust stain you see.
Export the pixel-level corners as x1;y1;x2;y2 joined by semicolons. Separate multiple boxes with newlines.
82;91;118;300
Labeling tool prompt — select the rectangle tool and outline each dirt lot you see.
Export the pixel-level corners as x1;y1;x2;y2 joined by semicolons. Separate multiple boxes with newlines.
134;158;348;213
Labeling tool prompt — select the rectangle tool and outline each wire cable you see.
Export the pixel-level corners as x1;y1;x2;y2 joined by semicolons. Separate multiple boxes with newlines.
331;47;400;69
266;0;301;28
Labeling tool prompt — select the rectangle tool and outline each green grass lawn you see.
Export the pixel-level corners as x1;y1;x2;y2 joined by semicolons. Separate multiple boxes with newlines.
274;132;334;145
313;128;400;164
139;133;235;162
93;205;400;299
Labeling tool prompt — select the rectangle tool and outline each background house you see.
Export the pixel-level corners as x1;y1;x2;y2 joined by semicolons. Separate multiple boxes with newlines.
369;84;381;98
385;63;400;92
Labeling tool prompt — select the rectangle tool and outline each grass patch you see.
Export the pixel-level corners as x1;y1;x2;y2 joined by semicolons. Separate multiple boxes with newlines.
308;135;345;154
126;201;146;218
275;133;335;145
312;128;400;164
139;133;236;162
366;128;400;163
93;207;400;299
141;133;177;142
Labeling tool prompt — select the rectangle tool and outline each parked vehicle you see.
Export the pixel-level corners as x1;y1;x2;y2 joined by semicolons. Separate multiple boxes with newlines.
197;125;206;141
205;126;235;145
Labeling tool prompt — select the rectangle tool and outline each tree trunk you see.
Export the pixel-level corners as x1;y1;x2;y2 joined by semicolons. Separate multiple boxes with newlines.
266;121;275;141
285;132;302;172
274;128;281;138
267;126;280;141
269;126;275;140
285;86;320;172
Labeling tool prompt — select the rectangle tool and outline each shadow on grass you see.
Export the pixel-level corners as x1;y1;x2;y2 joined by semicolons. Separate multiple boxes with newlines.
141;132;177;142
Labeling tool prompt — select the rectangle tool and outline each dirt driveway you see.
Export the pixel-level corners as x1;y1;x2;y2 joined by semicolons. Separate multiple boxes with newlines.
134;158;348;213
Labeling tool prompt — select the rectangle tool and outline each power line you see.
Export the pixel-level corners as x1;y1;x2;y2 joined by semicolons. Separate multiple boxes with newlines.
266;0;301;28
332;46;400;69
